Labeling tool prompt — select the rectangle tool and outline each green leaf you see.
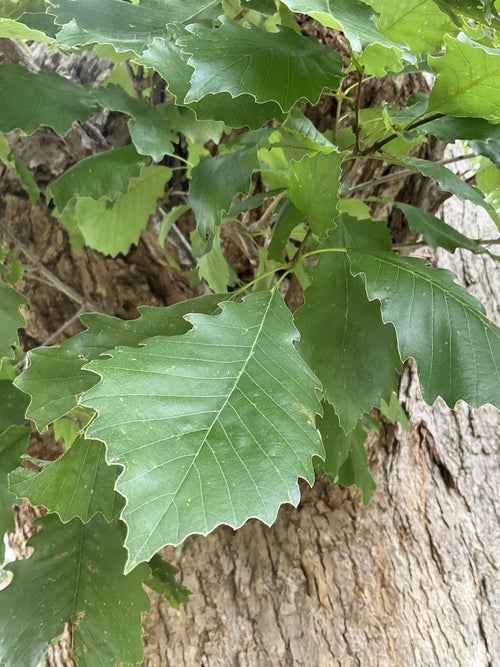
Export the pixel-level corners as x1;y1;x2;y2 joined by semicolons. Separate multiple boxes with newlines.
60;166;170;256
92;85;177;161
14;295;225;431
0;513;150;667
47;145;144;213
0;279;26;360
189;131;268;240
288;151;344;236
179;17;343;112
0;16;53;41
280;0;406;54
296;218;401;433
0;380;29;435
316;403;363;481
396;155;491;212
138;36;284;128
429;37;500;123
380;392;410;431
0;426;29;562
395;202;490;254
50;0;220;54
144;554;190;609
337;434;376;504
369;0;456;55
0;132;39;203
196;228;230;293
0;63;97;136
9;437;123;523
82;290;323;569
422;115;500;142
348;249;500;408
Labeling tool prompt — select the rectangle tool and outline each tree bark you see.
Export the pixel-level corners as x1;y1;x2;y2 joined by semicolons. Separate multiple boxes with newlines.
1;37;498;667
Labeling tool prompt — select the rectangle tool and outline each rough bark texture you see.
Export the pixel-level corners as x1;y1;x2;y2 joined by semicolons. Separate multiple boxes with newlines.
1;31;498;667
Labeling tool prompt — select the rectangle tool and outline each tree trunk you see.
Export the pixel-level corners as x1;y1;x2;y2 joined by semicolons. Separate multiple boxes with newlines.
1;38;498;667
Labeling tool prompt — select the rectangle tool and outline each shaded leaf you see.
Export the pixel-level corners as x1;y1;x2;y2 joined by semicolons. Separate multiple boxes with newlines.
0;63;97;136
316;403;364;482
0;279;26;360
82;291;323;569
50;0;220;54
396;155;491;212
296;218;401;433
337;434;376;504
144;554;190;609
48;145;144;212
348;249;500;408
0;380;29;435
179;17;343;112
14;295;225;431
196;228;230;293
9;437;123;523
0;513;150;667
0;132;39;203
429;36;500;122
422;115;500;143
395;202;490;254
139;36;284;128
0;426;29;562
92;85;177;161
288;151;344;236
380;392;410;431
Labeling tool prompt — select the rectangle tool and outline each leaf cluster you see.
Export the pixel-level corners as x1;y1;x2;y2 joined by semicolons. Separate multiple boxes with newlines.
0;0;499;662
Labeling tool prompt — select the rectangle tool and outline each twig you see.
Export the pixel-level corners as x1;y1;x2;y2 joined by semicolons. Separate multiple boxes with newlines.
353;69;364;154
359;112;445;156
171;222;194;259
248;190;288;232
0;221;101;311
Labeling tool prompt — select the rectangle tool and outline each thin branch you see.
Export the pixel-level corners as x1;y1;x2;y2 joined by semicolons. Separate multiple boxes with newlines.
353;69;364;154
247;190;288;232
0;221;101;311
358;112;445;157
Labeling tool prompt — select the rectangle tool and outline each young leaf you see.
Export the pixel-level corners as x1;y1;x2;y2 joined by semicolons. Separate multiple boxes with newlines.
0;513;150;667
144;554;190;609
81;291;323;569
0;16;54;42
60;166;170;256
337;435;376;504
0;426;30;562
0;279;26;360
348;249;500;408
196;228;230;293
288;151;345;236
316;403;364;482
296;219;401;433
395;202;490;254
369;0;456;55
429;36;500;122
0;64;97;136
9;437;123;523
178;17;343;112
14;295;225;431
